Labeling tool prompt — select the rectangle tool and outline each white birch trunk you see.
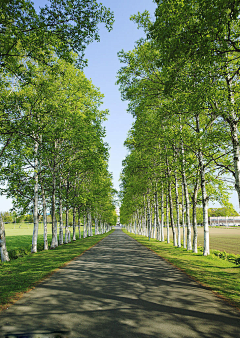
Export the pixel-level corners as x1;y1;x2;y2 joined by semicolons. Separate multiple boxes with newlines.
31;140;39;253
198;150;209;256
84;214;87;238
72;207;76;241
166;158;177;246
147;197;151;241
226;75;240;208
155;189;160;241
161;184;165;242
168;180;177;246
195;115;209;256
175;172;181;247
41;185;48;250
95;217;98;235
192;179;199;253
59;184;63;245
182;183;186;248
181;143;192;250
166;190;170;244
64;207;69;244
78;210;81;239
153;195;157;239
50;173;58;249
0;214;10;262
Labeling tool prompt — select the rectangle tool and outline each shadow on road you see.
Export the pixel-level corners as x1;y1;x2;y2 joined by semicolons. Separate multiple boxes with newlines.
0;230;239;338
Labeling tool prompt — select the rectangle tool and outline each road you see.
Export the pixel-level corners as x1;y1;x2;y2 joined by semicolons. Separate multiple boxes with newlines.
0;229;239;338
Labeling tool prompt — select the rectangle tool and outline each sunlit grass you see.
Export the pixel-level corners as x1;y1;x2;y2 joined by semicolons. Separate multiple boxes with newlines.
0;230;114;309
124;230;240;309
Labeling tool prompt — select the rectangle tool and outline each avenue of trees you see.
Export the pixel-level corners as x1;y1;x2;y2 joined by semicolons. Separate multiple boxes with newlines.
117;0;240;255
0;0;116;262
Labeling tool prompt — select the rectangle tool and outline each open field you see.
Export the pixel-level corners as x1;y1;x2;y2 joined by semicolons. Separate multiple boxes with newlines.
4;223;240;254
164;226;240;255
0;230;114;309
124;230;240;309
4;222;87;252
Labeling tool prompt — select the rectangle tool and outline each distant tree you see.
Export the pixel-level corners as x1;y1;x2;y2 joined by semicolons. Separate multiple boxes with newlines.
208;205;239;218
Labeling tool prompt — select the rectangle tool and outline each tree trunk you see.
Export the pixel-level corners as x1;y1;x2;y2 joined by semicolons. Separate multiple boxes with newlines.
31;140;39;253
0;214;10;262
59;183;63;245
198;150;209;255
161;184;165;242
192;179;199;253
64;207;69;244
195;114;209;256
182;183;186;248
41;185;48;250
181;143;192;250
50;172;58;249
95;217;98;235
175;171;181;248
155;189;160;241
72;207;76;241
229;120;240;207
166;190;170;244
225;76;240;208
78;211;81;239
147;197;151;241
166;158;177;246
83;214;86;238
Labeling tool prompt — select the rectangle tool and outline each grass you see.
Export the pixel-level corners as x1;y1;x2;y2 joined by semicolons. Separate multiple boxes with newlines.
160;226;240;255
123;230;240;310
4;222;90;255
0;229;114;310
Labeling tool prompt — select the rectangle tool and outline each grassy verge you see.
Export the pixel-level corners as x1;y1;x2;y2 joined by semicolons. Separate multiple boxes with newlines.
0;230;114;310
123;230;240;310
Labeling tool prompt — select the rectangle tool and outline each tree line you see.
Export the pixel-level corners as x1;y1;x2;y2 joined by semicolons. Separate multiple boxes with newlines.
0;0;116;262
117;0;240;255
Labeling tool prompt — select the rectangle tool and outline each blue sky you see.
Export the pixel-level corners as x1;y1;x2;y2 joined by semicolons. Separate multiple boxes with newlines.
0;0;238;211
82;0;157;191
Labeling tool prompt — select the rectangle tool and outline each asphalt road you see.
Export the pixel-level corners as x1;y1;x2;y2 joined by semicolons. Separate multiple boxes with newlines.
0;229;239;338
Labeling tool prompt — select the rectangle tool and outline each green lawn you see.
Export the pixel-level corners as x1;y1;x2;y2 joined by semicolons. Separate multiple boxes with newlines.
0;229;114;310
124;230;240;310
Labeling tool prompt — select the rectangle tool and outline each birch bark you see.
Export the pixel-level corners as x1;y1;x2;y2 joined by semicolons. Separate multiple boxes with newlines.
72;207;76;241
0;214;10;262
83;214;86;238
166;190;170;244
41;185;48;250
181;143;192;250
161;184;165;242
147;197;151;241
166;158;177;246
198;150;209;255
225;75;240;208
50;171;58;249
182;183;186;248
64;207;69;244
155;189;160;241
192;179;199;253
31;139;39;253
196;115;209;256
174;171;181;247
59;187;63;245
78;211;81;239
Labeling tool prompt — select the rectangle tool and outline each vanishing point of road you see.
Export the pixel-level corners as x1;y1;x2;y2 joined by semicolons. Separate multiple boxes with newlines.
0;229;239;338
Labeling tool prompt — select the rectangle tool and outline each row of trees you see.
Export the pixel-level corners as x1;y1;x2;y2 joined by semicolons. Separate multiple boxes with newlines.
0;0;116;262
117;0;240;255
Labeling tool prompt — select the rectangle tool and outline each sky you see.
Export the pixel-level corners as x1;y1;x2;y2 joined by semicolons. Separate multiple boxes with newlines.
0;0;239;212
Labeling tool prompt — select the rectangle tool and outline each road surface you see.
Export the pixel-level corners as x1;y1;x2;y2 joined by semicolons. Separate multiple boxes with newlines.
0;229;239;337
